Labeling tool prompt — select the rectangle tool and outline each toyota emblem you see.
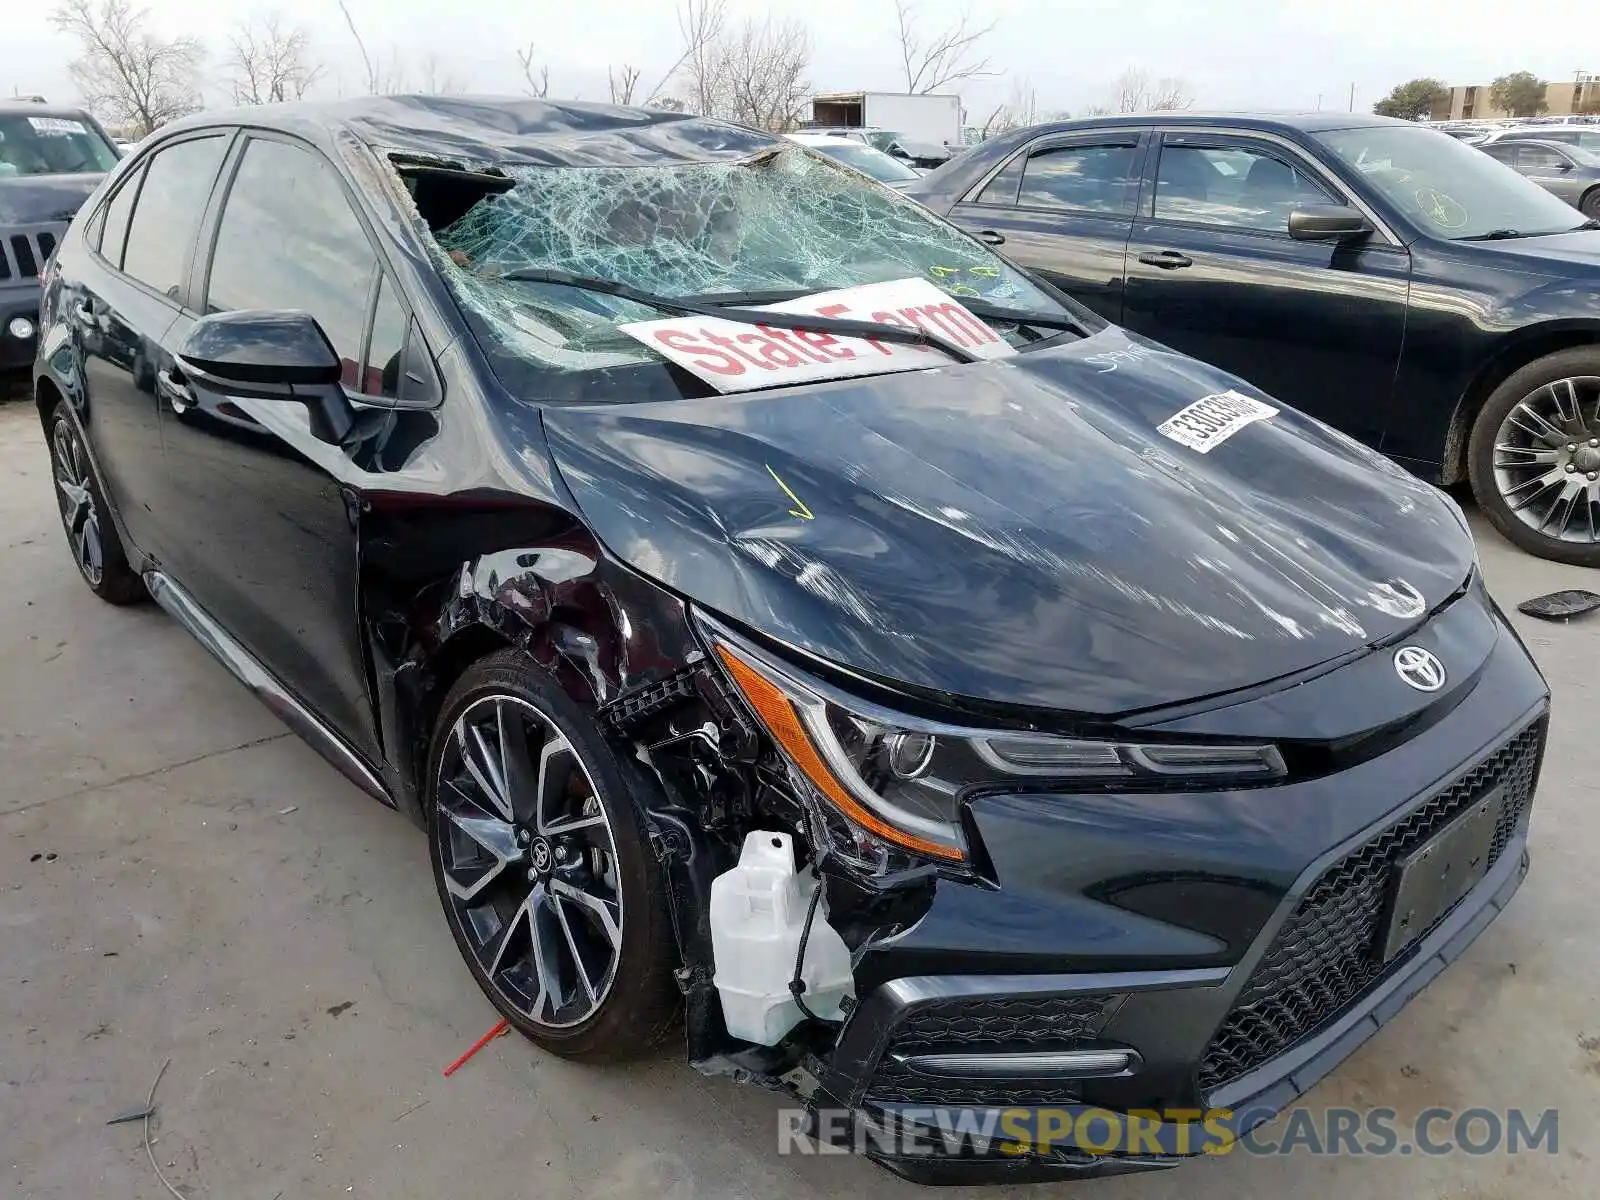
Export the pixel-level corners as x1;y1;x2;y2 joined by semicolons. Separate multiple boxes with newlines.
1393;646;1446;692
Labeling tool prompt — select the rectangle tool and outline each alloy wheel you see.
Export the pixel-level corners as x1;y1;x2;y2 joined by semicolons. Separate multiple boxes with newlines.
51;420;104;587
1491;375;1600;545
433;694;625;1029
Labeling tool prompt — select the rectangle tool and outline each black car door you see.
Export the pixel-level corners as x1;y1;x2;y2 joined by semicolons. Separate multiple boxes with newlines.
70;133;229;556
941;131;1148;322
1121;131;1411;449
154;131;426;762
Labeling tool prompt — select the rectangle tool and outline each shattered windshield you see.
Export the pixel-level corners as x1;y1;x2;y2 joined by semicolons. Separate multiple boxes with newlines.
415;145;1080;399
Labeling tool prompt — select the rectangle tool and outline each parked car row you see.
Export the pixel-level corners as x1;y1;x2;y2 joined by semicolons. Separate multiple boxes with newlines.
31;96;1552;1184
908;112;1600;565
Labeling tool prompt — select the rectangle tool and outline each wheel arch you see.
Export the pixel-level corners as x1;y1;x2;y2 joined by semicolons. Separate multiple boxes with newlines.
366;538;704;826
1442;321;1600;484
34;373;62;429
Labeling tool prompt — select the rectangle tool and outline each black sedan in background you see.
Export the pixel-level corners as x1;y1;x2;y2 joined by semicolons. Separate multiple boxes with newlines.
1479;138;1600;216
34;97;1548;1184
909;113;1600;565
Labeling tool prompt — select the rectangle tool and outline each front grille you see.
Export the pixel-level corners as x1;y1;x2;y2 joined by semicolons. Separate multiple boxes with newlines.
867;994;1119;1107
1199;721;1544;1091
1;225;63;283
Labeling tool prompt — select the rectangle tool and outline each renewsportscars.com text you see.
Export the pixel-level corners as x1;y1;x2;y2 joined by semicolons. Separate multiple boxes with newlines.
778;1105;1560;1159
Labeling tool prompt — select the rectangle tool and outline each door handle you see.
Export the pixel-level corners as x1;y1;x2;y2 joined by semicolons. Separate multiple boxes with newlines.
156;367;194;415
73;301;96;325
1137;250;1194;270
975;229;1006;246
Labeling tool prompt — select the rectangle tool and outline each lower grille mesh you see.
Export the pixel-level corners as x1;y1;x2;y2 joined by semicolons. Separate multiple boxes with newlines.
1199;721;1544;1091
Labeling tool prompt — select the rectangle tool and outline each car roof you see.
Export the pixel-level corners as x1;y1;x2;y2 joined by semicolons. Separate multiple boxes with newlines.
1011;111;1415;136
154;94;782;168
0;100;100;122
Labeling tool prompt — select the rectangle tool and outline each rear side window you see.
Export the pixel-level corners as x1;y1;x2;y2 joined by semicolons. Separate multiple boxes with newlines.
205;137;377;390
1516;146;1567;172
121;136;227;300
1018;145;1140;214
95;164;143;269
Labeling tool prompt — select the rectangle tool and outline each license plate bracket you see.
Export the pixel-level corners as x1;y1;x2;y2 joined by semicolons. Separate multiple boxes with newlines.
1380;786;1504;962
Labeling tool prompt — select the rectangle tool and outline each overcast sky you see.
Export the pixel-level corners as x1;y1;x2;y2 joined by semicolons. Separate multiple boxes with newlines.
7;0;1600;123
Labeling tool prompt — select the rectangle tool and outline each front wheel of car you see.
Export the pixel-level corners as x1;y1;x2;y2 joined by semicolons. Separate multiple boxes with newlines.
47;407;146;604
425;650;680;1061
1581;188;1600;221
1468;348;1600;567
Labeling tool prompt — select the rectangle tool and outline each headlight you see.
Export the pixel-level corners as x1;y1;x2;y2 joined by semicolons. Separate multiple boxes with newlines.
701;618;1286;871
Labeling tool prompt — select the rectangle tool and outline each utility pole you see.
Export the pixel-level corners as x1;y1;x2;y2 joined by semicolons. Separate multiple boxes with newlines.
1348;82;1356;112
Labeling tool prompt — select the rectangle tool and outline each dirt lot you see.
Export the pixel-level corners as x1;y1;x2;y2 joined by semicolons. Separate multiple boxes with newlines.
1;396;1596;1199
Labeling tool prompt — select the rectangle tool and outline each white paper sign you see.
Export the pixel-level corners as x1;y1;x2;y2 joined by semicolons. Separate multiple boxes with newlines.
28;117;87;136
1157;389;1279;454
619;277;1014;394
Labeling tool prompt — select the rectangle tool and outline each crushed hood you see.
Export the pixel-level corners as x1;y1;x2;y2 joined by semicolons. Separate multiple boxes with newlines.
542;328;1475;717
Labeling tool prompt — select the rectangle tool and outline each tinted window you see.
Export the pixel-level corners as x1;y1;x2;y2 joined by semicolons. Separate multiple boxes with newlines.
96;165;143;268
206;138;376;389
1018;145;1139;214
1154;144;1336;231
364;275;407;398
1483;145;1518;165
121;136;227;299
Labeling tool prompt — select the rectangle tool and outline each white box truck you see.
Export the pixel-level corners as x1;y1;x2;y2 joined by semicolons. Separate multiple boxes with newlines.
808;91;963;150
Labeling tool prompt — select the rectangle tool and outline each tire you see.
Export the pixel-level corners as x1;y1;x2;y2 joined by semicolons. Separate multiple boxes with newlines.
1467;346;1600;567
425;649;679;1061
1581;188;1600;221
46;407;147;604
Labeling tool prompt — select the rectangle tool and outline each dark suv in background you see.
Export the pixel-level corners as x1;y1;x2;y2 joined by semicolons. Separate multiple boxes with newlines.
1;99;120;392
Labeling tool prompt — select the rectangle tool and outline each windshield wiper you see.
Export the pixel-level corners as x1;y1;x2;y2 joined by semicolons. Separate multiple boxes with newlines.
496;268;980;364
683;286;1089;338
1455;228;1527;241
1571;219;1600;231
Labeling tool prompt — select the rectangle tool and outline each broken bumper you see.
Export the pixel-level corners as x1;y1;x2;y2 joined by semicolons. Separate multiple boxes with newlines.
807;619;1547;1184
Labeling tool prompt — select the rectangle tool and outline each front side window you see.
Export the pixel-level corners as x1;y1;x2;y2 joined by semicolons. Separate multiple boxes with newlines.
1154;144;1337;231
121;136;227;299
414;145;1085;399
0;112;118;178
206;138;377;389
1317;125;1586;240
1018;145;1139;214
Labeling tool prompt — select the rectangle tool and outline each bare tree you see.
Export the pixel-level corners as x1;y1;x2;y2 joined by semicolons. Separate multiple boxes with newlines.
711;16;811;132
419;53;463;95
50;0;203;136
671;0;729;115
1107;66;1193;113
225;12;322;104
894;0;996;94
336;0;408;94
516;44;550;97
608;64;642;105
980;77;1038;137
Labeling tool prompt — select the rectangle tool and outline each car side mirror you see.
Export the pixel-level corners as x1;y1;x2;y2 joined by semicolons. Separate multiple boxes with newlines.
177;310;355;444
1287;205;1371;242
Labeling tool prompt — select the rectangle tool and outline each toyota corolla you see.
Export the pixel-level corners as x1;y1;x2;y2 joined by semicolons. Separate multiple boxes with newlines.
32;97;1548;1184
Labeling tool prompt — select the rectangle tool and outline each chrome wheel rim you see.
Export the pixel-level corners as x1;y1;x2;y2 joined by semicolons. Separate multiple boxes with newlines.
434;695;624;1029
1492;375;1600;545
51;420;104;586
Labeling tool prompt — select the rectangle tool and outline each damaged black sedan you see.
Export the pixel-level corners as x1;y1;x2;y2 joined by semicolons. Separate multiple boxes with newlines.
33;98;1548;1185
